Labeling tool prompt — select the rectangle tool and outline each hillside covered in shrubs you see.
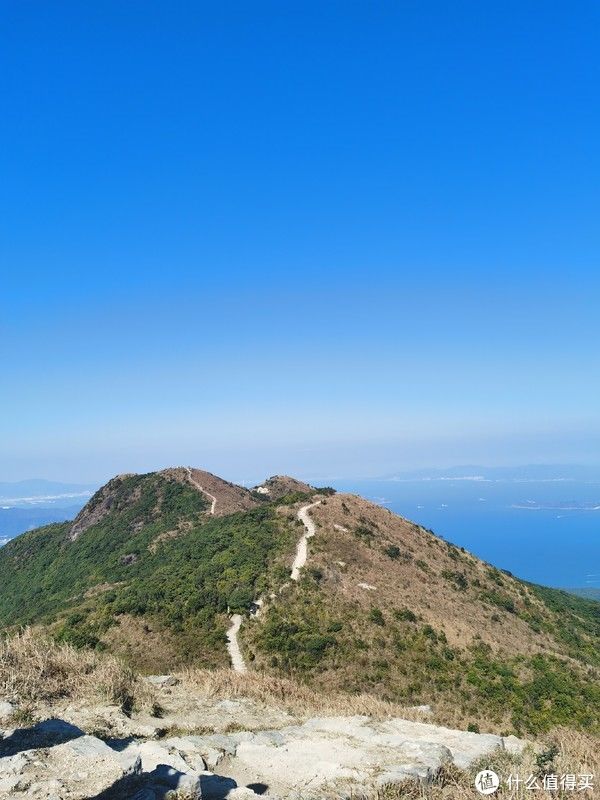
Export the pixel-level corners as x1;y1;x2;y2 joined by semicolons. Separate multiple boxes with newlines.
0;467;599;736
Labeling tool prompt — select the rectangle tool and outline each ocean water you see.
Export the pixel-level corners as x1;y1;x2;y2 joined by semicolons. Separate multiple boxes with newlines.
0;505;83;543
330;478;600;590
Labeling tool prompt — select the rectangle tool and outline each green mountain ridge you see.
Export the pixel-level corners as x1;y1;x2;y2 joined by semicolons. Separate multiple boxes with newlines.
0;467;598;736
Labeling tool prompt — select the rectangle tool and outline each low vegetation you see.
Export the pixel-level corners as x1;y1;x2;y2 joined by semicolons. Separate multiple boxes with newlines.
245;577;600;735
0;470;599;742
0;472;297;667
179;666;426;721
243;493;600;736
2;630;597;798
0;628;155;714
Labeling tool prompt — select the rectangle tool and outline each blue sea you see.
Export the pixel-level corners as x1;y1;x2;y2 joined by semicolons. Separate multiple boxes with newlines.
2;473;599;591
330;477;600;590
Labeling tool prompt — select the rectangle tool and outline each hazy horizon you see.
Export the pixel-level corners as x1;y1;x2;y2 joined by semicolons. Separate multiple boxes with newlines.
4;459;600;490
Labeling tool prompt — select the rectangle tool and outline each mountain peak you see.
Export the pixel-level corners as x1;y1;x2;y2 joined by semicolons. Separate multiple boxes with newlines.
174;466;258;516
253;475;315;500
1;468;599;737
68;466;258;541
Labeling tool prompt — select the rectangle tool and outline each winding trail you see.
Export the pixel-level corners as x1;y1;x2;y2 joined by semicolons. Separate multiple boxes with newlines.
226;614;247;673
291;500;321;581
224;499;322;672
185;467;217;515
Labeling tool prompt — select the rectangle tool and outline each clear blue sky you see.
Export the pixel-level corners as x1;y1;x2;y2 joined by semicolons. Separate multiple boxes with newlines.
1;2;599;482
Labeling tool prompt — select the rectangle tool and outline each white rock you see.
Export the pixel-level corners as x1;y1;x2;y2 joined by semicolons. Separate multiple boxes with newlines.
65;734;141;776
0;703;525;800
137;740;191;774
0;775;22;793
411;704;433;714
377;719;504;770
226;715;510;795
0;751;30;775
0;734;142;798
503;734;527;755
163;736;218;770
0;701;15;721
146;674;179;687
376;764;436;786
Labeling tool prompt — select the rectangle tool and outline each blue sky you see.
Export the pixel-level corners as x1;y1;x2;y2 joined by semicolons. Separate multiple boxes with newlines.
1;2;599;482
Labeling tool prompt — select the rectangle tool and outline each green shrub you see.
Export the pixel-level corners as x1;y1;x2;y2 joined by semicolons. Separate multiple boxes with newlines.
394;608;417;623
482;591;516;614
369;608;385;626
441;569;469;591
354;525;375;546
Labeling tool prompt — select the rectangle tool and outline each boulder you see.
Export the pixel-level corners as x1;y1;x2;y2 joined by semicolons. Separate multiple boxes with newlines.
147;764;203;797
0;733;142;798
137;740;192;774
64;733;141;776
220;715;522;797
146;675;179;688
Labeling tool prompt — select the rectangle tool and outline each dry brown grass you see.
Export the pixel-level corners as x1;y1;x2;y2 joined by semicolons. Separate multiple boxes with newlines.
1;630;597;798
0;628;156;713
178;666;426;721
344;729;599;798
310;493;559;659
178;667;598;798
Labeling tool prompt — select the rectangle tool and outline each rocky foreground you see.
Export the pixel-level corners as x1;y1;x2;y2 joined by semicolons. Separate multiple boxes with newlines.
0;674;524;799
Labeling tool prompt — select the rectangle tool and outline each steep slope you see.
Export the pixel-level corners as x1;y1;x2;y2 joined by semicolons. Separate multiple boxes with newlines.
68;467;256;541
0;470;598;736
0;469;297;671
241;492;600;735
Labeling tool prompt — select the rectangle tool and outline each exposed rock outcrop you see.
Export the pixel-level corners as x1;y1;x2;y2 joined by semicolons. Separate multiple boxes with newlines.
0;698;525;799
68;474;136;541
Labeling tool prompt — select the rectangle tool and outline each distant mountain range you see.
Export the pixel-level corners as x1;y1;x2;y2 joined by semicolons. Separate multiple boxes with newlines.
0;480;97;541
0;465;598;736
384;464;600;482
0;478;97;507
